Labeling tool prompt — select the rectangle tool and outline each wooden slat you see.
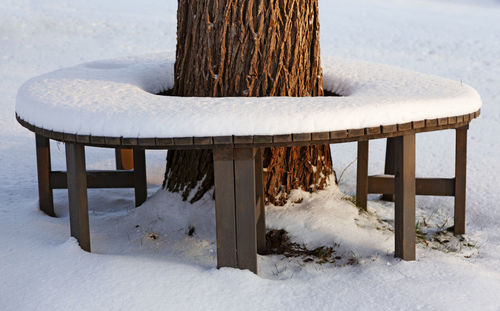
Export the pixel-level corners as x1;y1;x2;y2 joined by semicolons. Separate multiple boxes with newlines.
105;137;121;145
438;117;448;126
382;137;396;201
122;137;138;146
394;134;416;261
348;129;364;137
194;137;213;145
133;149;147;207
174;137;193;145
50;170;135;189
456;115;464;123
448;116;457;125
463;114;470;122
312;132;329;141
368;175;455;196
398;122;412;131
356;141;369;210
213;147;238;269
367;126;381;135
65;143;91;252
331;130;348;139
254;148;266;254
454;126;467;235
63;132;76;143
412;120;425;129
213;136;233;145
254;135;273;144
76;135;91;144
274;134;292;143
156;137;174;146
90;136;105;145
293;133;311;142
426;119;438;127
35;134;55;217
138;138;156;146
51;130;64;141
234;147;258;273
382;125;397;133
234;136;253;144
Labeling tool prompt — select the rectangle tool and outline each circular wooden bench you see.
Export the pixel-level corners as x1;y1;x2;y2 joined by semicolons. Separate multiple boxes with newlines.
16;54;481;273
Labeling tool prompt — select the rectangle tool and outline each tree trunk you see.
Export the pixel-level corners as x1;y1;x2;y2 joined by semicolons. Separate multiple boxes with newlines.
164;0;334;205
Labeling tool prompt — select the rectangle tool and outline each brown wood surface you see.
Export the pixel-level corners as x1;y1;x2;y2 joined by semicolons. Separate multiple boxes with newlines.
115;148;134;170
356;141;369;210
17;111;479;149
234;148;258;273
50;170;135;189
368;176;455;196
394;134;416;261
65;143;91;252
213;147;238;268
255;148;266;254
382;137;396;201
454;126;468;235
133;148;147;207
35;134;55;217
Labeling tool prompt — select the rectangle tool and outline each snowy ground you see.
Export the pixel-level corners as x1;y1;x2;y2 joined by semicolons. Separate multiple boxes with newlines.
1;0;500;310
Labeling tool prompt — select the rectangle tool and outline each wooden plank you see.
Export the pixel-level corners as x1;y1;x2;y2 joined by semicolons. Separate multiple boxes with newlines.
213;147;238;268
331;130;348;139
122;137;138;146
90;135;105;145
50;170;135;189
347;129;364;137
394;134;416;261
398;122;412;131
254;148;266;254
254;135;273;144
138;138;156;146
234;147;258;273
463;114;470;122
105;137;121;145
115;148;133;170
194;136;213;145
311;132;329;141
366;126;381;135
368;176;455;196
133;149;147;207
234;136;254;144
438;117;448;126
274;134;292;143
293;133;311;142
65;143;90;252
174;137;193;145
412;120;425;129
456;115;464;123
382;125;397;133
76;135;91;144
63;132;76;143
213;136;233;145
426;119;438;127
448;116;457;125
51;130;64;141
454;126;467;235
382;138;396;201
356;140;369;210
35;134;55;217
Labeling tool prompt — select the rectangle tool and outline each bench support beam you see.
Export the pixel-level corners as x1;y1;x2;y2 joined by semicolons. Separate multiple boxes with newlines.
133;148;147;207
356;140;369;210
35;134;55;217
255;148;267;254
394;134;416;261
454;126;468;235
65;143;91;252
213;147;259;273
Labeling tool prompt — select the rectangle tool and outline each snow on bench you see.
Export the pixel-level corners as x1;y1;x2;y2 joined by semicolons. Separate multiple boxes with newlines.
15;53;481;139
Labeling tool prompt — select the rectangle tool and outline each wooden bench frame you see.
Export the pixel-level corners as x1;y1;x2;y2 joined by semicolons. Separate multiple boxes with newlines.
19;110;479;273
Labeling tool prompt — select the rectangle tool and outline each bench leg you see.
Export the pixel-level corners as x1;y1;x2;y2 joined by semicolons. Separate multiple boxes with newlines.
36;134;55;217
133;148;147;207
255;148;267;254
213;147;238;268
65;143;90;252
382;137;397;201
115;148;134;170
356;140;369;210
454;126;468;235
394;134;416;261
213;147;258;273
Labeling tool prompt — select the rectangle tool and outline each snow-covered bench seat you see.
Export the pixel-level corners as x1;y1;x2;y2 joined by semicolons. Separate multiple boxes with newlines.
16;54;481;274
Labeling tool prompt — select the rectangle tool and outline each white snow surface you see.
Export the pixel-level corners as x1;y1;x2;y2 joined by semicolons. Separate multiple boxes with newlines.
16;55;481;137
2;0;500;310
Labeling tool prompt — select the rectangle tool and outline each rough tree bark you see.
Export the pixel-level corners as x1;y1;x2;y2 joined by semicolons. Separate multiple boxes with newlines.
163;0;335;205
